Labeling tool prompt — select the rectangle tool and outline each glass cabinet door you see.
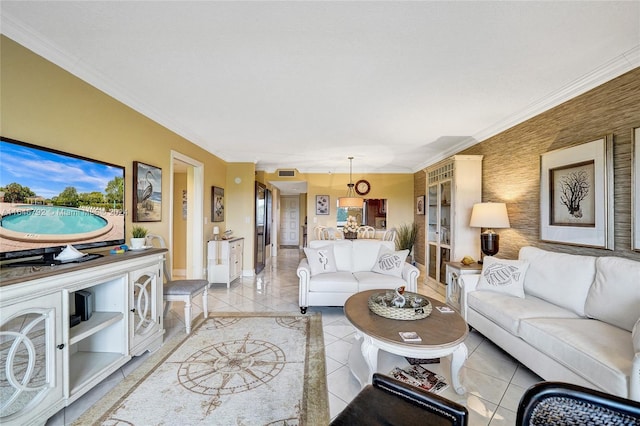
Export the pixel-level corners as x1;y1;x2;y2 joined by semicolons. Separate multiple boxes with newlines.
427;184;438;245
439;181;451;246
427;184;438;280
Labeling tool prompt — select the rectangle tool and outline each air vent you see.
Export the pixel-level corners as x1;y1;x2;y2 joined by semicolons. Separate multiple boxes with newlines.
278;169;296;177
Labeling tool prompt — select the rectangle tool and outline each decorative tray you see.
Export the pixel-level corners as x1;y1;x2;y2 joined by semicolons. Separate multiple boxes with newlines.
368;290;432;321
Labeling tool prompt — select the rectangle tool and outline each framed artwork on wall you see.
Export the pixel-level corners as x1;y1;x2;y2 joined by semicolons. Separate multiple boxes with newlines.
633;127;640;251
416;195;425;215
211;186;224;222
540;135;613;249
316;195;329;215
133;161;162;222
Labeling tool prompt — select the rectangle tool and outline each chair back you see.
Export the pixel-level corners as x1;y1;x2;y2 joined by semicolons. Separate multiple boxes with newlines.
516;382;640;425
357;226;376;239
382;228;397;242
146;233;172;282
313;226;327;240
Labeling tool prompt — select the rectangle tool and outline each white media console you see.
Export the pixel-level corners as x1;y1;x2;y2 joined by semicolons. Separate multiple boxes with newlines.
0;249;166;425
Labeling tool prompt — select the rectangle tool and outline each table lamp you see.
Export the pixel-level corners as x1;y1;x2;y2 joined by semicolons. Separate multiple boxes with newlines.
469;202;510;263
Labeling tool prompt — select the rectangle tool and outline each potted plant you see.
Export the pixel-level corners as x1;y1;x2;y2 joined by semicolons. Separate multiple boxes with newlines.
396;222;418;263
130;225;148;249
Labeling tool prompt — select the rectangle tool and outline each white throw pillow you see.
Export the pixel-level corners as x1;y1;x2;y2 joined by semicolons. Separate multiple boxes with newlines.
476;256;529;298
585;256;640;332
304;246;337;276
633;318;640;353
371;248;409;277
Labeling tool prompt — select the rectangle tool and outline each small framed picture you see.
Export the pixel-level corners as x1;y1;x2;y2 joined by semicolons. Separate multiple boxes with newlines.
133;161;162;222
416;195;425;215
211;186;224;222
316;195;329;215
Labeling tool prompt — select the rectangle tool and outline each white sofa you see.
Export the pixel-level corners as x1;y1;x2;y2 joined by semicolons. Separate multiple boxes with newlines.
297;239;420;314
461;246;640;401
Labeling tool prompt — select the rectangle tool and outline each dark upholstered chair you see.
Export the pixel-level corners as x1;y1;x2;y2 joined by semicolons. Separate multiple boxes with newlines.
516;382;640;425
146;234;208;334
330;373;468;425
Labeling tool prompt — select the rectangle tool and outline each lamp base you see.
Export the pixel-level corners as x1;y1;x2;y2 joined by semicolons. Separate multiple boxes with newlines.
479;233;500;263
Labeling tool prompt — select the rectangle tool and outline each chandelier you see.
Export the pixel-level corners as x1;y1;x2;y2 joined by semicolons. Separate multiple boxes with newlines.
338;156;364;208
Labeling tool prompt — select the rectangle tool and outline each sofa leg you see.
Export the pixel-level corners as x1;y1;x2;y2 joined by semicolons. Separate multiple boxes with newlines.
300;307;307;314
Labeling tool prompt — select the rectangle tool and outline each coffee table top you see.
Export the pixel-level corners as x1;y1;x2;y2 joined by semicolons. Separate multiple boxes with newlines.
344;290;468;348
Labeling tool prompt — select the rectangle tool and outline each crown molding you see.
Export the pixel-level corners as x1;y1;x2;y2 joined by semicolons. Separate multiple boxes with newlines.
1;12;211;155
412;45;640;173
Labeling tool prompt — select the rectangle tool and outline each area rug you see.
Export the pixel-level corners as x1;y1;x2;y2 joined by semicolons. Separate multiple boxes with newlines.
74;312;328;425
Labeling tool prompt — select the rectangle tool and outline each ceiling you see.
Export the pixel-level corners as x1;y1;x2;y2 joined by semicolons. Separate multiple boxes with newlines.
2;1;639;176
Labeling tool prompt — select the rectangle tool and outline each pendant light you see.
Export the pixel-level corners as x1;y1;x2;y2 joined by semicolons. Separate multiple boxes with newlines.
338;157;364;208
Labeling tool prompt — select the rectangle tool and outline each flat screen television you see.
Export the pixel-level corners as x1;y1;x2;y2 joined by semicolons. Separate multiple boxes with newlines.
0;136;125;265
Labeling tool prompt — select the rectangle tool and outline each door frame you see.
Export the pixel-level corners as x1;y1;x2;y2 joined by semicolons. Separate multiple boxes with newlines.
170;150;204;278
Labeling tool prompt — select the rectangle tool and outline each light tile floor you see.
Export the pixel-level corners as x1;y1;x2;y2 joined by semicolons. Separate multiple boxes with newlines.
47;248;542;425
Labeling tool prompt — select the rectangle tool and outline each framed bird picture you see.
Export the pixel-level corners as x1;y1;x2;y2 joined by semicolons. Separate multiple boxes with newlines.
133;161;162;222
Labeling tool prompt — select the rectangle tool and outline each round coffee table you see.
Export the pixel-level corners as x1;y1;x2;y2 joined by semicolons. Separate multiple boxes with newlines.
344;290;468;394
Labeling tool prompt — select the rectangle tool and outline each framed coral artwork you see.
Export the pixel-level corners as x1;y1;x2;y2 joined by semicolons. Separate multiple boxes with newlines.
540;135;613;249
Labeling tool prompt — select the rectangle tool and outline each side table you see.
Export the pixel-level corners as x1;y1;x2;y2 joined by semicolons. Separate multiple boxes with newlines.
445;262;481;316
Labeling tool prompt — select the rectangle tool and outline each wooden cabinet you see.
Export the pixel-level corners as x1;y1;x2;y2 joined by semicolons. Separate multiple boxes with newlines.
425;155;482;295
0;249;165;425
208;238;244;287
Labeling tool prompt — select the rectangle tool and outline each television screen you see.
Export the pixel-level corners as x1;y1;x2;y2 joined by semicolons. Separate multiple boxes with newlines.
0;137;125;263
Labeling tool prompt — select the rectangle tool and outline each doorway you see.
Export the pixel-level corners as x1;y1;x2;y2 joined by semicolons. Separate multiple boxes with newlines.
170;151;204;279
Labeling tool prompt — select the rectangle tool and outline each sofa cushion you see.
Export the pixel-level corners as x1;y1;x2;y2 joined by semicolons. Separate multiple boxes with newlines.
304;246;337;276
519;246;596;316
468;292;579;335
353;271;408;292
371;248;409;277
476;256;529;298
519;318;634;397
308;271;359;293
352;240;395;272
585;256;640;332
633;318;640;353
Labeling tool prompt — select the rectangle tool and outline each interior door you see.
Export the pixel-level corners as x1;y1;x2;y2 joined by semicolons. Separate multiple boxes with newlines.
255;182;266;274
280;196;300;246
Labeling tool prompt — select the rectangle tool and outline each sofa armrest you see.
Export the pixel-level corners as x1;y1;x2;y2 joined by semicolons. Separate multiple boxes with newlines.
401;262;420;293
632;319;640;401
297;259;311;310
459;274;481;321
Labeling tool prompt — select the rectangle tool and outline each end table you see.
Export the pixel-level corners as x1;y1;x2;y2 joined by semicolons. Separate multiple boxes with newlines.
445;262;481;315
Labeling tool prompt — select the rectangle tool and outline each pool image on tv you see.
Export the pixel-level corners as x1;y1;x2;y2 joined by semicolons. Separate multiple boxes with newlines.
0;137;126;260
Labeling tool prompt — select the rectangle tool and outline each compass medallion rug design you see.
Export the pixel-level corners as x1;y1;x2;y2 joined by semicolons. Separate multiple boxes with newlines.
74;312;328;425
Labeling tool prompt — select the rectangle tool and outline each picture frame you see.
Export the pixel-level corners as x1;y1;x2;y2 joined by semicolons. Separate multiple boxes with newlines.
540;136;613;249
416;195;425;215
633;127;640;251
211;186;224;222
316;195;329;215
133;161;162;222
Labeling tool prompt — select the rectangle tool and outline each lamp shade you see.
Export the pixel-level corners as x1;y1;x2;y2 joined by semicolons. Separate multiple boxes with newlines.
469;203;510;229
338;196;364;208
